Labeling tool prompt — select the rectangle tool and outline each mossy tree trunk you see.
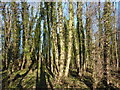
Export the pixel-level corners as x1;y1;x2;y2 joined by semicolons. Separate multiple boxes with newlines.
58;2;65;78
103;2;112;86
64;2;73;77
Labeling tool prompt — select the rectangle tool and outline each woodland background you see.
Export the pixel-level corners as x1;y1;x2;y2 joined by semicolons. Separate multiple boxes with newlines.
0;1;120;89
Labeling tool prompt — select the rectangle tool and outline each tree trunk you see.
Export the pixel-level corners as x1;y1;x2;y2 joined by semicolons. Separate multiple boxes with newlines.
58;2;65;78
64;2;73;77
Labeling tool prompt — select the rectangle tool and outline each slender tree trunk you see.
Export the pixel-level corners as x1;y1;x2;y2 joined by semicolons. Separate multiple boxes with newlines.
45;2;52;71
103;2;112;86
58;2;65;78
21;2;30;69
64;2;73;77
117;2;120;72
76;2;84;76
2;4;12;72
51;2;59;75
11;2;21;71
86;3;92;69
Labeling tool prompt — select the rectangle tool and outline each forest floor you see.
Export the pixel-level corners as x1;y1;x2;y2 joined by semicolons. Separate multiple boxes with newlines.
2;67;120;89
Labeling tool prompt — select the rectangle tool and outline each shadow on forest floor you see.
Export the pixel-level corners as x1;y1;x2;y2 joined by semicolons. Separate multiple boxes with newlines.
2;66;120;89
69;68;120;90
69;69;94;89
96;76;119;90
